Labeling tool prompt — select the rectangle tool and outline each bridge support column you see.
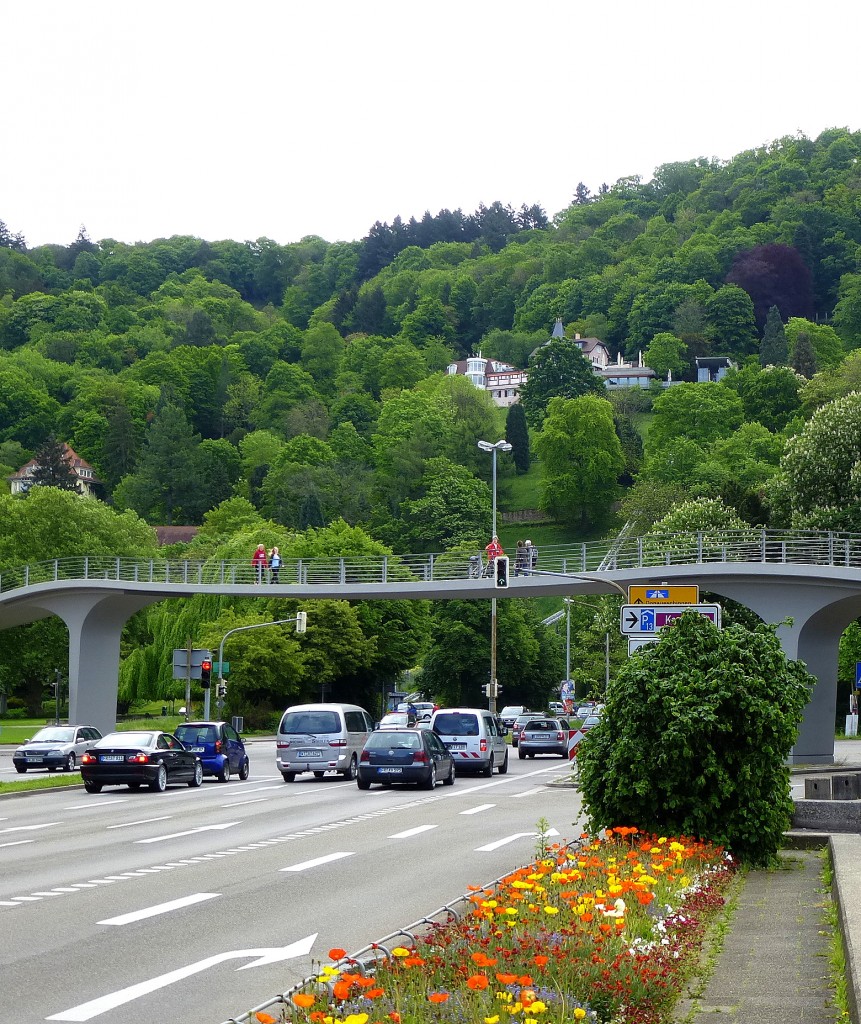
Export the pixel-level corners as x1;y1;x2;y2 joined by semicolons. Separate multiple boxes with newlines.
40;593;155;737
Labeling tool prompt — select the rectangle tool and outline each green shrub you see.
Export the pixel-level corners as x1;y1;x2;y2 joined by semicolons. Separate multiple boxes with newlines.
577;612;814;867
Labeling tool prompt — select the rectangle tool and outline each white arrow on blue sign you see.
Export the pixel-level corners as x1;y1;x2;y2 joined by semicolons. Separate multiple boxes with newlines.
620;603;722;635
646;589;669;599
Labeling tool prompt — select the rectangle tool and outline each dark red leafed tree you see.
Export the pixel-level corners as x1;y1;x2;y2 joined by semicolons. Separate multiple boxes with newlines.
725;244;814;331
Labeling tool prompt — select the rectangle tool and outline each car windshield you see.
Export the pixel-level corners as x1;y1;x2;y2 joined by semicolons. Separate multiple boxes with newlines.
96;732;156;747
280;711;340;734
30;728;75;742
433;713;479;736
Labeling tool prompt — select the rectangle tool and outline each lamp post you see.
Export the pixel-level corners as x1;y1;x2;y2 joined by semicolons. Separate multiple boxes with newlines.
477;439;512;715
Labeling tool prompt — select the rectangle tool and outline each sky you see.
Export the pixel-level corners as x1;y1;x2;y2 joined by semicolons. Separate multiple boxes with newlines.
4;0;859;250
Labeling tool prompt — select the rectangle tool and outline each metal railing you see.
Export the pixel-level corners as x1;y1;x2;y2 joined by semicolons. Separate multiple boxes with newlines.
3;530;861;598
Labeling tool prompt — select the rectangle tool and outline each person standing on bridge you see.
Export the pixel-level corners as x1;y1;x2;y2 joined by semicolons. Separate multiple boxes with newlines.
484;535;504;577
268;546;282;583
252;543;268;584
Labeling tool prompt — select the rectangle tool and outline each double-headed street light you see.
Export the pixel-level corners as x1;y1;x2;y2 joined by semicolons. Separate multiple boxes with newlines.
478;439;512;715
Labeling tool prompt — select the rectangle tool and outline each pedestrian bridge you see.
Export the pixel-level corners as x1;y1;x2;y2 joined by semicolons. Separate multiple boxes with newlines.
3;529;861;764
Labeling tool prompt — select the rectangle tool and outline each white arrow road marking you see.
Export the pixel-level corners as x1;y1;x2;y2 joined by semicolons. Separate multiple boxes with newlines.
46;933;317;1021
511;787;547;799
98;892;220;925
460;803;496;815
0;839;34;849
280;851;353;872
107;816;173;830
476;827;559;852
135;822;240;844
0;822;60;834
388;824;437;839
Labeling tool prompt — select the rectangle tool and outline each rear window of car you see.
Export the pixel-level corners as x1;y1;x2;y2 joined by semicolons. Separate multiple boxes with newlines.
175;726;217;744
525;719;556;731
433;712;479;736
280;711;341;734
366;731;421;750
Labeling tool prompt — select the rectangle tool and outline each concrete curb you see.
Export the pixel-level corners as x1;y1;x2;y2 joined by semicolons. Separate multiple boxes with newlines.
831;834;861;1024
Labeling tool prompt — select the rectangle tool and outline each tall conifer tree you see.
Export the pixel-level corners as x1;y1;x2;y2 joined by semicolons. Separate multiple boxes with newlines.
505;403;530;474
759;305;789;366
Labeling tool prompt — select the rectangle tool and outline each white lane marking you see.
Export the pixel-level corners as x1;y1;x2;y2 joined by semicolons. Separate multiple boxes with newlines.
220;798;267;807
236;785;283;792
0;901;22;907
46;933;317;1021
280;852;353;872
460;803;496;815
511;787;546;799
9;895;42;901
31;891;64;897
476;827;560;852
388;824;437;839
0;839;34;849
107;816;173;830
135;822;240;844
98;892;221;926
0;822;60;834
64;800;127;810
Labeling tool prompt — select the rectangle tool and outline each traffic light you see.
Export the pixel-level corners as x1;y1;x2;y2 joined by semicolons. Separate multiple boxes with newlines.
295;611;307;633
216;682;227;699
494;555;509;589
200;659;212;689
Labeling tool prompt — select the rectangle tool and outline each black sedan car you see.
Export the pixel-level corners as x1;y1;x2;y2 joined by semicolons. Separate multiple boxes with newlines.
357;728;455;790
81;731;203;793
518;717;570;759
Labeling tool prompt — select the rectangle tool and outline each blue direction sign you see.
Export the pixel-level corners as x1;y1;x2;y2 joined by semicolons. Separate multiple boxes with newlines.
620;603;721;635
855;662;861;688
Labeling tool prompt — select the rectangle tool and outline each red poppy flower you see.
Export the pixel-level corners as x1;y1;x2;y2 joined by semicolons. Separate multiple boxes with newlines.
328;947;347;961
467;975;489;990
428;993;450;1003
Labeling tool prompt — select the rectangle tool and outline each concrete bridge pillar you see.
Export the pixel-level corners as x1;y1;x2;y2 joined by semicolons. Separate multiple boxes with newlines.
706;581;861;765
38;592;156;737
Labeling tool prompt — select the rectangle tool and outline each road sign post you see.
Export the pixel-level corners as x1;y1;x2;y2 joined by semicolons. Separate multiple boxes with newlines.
619;603;722;635
627;585;699;604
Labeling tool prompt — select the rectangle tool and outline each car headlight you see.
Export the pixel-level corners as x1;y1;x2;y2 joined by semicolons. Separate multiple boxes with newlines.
46;749;62;757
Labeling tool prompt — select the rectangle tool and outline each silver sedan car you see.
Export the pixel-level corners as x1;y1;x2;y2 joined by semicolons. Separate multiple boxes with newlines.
13;725;103;773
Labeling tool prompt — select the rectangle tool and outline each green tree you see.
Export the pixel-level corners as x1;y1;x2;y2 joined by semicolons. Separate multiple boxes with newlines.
519;337;605;428
759;305;788;366
643;332;688;378
577;613;813;866
646;382;744;454
534;395;624;528
505;402;530;474
397;457;490;551
786;317;844;370
790;330;817;378
28;435;81;492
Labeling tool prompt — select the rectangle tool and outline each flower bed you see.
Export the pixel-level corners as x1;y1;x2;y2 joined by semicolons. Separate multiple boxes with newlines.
254;828;735;1024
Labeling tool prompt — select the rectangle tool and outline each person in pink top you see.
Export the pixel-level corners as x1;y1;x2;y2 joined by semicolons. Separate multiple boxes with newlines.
251;543;268;583
484;535;504;575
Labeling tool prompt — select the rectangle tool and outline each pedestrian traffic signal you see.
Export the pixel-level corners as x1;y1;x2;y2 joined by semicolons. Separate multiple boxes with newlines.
295;611;307;633
494;556;509;589
216;682;227;698
200;659;212;688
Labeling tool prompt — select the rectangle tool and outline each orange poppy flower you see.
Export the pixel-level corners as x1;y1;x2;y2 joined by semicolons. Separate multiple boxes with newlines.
256;1014;277;1024
328;947;347;961
533;955;549;967
467;975;489;990
291;994;315;1009
428;993;450;1003
333;980;352;1000
471;952;498;967
496;973;518;985
518;975;533;986
365;987;385;999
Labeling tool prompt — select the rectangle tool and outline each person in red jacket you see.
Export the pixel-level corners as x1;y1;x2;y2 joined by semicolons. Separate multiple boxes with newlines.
484;535;504;576
251;543;268;583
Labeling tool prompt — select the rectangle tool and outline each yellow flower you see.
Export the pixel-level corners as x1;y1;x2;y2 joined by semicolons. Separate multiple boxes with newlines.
392;947;410;958
530;1001;547;1012
543;906;559;915
574;1009;587;1020
504;907;518;915
344;1016;369;1024
511;881;533;890
485;1017;501;1024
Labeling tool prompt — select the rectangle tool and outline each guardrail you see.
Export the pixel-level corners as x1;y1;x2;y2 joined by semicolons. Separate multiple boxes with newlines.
3;530;861;597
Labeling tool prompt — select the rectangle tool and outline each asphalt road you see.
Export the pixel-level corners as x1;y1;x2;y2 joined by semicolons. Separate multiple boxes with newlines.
0;741;583;1024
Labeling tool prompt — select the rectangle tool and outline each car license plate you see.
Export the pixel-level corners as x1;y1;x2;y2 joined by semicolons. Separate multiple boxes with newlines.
447;743;467;750
297;750;321;758
101;754;124;762
26;756;44;763
378;767;402;774
189;747;205;752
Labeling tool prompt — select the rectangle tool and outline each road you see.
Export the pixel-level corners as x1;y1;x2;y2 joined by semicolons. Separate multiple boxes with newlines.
0;741;583;1024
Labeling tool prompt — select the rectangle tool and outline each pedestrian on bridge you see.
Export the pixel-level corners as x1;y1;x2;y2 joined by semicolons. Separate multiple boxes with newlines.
268;546;282;583
252;543;268;583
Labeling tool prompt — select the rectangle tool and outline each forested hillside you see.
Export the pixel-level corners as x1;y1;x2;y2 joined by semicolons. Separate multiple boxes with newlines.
3;126;861;722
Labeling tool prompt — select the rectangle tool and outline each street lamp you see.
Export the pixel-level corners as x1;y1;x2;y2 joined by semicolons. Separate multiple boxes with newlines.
478;439;513;715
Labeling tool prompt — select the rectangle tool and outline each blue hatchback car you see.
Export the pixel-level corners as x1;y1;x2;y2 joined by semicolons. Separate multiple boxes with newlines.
174;721;249;783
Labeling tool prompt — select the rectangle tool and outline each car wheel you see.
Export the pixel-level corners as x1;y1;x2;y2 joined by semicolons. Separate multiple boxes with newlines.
281;772;296;783
422;764;437;790
357;777;371;790
518;749;526;759
189;761;203;787
482;755;493;778
443;763;455;785
65;753;76;772
239;757;250;780
14;765;26;774
342;755;358;781
313;771;325;779
149;764;168;792
498;749;509;775
84;780;102;793
217;758;231;783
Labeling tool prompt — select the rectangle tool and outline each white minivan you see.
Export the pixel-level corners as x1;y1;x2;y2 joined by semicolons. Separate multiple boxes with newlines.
276;702;374;782
430;707;509;776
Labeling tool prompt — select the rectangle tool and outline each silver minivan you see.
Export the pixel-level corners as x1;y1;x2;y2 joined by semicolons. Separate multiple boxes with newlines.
276;702;374;782
430;707;509;776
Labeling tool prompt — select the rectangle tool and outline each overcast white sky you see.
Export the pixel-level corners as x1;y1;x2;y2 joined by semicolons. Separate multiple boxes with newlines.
4;0;858;249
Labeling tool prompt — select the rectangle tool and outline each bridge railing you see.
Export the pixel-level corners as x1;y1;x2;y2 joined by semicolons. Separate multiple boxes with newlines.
3;530;861;597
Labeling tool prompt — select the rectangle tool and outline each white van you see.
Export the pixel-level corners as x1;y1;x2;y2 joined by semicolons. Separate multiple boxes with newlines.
430;707;509;776
276;703;374;782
